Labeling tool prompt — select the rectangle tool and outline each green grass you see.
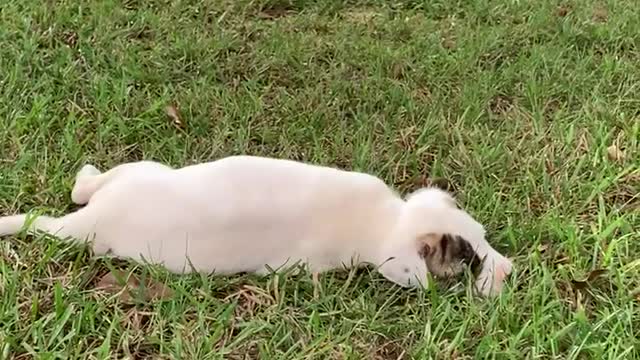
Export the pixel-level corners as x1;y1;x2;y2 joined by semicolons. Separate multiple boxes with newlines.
1;0;639;358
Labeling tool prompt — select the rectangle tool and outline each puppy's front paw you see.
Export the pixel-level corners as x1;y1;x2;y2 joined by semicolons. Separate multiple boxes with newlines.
475;254;513;296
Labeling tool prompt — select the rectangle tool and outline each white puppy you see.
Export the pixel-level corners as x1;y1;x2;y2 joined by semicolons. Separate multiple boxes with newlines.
0;156;512;295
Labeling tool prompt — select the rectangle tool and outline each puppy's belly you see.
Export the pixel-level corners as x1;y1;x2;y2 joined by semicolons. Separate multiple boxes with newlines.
95;206;312;275
98;223;307;274
84;170;346;275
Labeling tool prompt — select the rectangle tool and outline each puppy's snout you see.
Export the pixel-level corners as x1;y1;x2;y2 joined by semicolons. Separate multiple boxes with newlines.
474;255;514;296
495;258;513;281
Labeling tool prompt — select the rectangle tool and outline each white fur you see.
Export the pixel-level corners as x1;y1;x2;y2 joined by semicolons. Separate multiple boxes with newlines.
0;156;512;296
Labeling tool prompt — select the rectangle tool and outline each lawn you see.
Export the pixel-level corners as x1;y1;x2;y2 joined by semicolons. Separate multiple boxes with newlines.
1;0;639;358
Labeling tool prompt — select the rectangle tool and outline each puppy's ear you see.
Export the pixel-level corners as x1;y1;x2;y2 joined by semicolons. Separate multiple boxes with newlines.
425;180;460;209
428;178;455;193
416;233;442;259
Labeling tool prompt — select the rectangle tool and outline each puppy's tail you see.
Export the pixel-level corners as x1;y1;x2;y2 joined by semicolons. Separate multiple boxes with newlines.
0;215;25;236
0;213;63;237
0;211;93;242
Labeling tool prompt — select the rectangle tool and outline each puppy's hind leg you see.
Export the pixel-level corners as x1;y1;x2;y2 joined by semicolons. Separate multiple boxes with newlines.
71;161;172;205
76;164;102;179
71;163;128;205
71;164;102;205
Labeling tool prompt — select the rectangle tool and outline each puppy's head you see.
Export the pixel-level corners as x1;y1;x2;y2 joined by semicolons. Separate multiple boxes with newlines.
377;187;510;295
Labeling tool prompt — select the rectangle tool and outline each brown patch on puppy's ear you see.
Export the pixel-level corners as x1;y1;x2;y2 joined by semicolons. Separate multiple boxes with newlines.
420;233;484;278
453;236;483;275
416;233;442;259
